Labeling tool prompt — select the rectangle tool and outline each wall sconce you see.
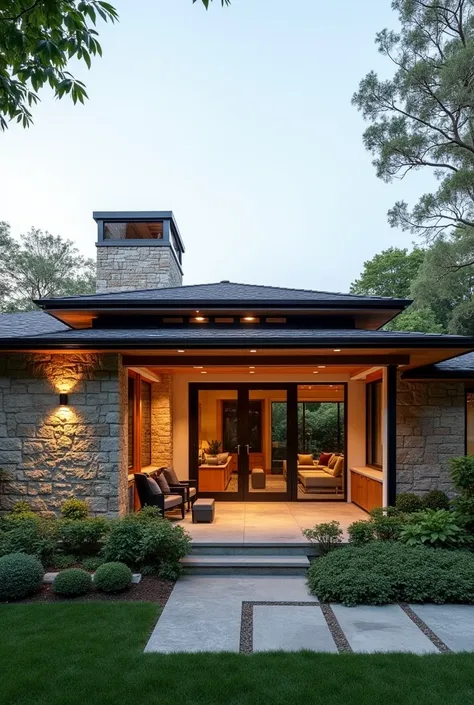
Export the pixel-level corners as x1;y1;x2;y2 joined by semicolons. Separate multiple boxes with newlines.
59;393;69;406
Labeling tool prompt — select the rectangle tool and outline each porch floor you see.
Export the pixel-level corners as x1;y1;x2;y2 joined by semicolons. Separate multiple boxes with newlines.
175;501;367;544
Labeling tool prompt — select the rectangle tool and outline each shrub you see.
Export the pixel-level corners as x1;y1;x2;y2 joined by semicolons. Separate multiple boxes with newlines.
0;553;44;601
102;510;191;576
307;542;474;606
422;490;450;511
61;499;89;520
302;521;343;555
396;492;423;513
94;562;132;593
370;507;405;541
10;501;36;517
49;553;78;570
400;509;469;549
348;520;375;546
59;518;109;556
82;556;105;572
0;516;58;563
53;569;92;597
450;456;474;531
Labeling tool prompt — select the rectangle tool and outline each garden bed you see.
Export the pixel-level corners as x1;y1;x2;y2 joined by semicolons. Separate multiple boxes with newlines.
2;576;175;606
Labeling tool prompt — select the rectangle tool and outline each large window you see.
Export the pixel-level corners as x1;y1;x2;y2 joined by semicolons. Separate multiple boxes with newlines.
367;380;383;467
467;392;474;456
297;402;344;456
222;400;262;452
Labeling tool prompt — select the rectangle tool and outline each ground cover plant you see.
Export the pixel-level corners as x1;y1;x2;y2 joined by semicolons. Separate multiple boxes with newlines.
2;603;474;705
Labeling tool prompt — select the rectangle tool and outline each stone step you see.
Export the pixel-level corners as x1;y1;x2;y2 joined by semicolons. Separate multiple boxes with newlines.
181;554;310;575
190;542;319;557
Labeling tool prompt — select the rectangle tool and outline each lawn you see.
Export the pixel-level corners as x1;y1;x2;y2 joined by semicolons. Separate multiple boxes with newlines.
2;603;474;705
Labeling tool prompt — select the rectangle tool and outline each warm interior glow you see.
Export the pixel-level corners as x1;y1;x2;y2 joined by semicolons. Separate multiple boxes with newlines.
177;349;185;353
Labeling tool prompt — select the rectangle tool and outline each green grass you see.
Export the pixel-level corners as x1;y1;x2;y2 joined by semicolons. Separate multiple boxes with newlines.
2;603;474;705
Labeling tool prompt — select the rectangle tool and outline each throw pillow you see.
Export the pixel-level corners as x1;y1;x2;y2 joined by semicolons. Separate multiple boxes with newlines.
328;454;338;469
298;454;314;466
318;452;332;467
217;452;229;465
156;474;170;493
332;456;344;478
147;477;162;495
163;467;180;485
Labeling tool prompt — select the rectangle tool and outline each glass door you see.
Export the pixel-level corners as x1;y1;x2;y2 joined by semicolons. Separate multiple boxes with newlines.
189;384;292;501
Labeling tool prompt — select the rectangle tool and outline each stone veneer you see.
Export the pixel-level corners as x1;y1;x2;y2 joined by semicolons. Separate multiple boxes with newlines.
0;353;128;516
151;374;173;468
396;378;465;496
96;246;182;293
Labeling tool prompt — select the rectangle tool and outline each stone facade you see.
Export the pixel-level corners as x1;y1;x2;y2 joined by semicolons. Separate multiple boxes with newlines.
151;374;173;468
0;353;128;517
96;246;182;293
396;378;465;496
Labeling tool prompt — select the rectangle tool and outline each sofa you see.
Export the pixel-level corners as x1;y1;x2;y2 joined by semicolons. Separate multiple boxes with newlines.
283;453;344;494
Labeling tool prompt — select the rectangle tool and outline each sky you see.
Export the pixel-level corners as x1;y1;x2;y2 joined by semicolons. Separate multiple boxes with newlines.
1;0;433;293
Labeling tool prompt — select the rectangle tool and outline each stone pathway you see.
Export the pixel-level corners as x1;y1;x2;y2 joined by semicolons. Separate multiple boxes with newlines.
145;575;474;654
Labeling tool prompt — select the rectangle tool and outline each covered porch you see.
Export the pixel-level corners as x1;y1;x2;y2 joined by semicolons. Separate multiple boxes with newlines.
174;501;367;544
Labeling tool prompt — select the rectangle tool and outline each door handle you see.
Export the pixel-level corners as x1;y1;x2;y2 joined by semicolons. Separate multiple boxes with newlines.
236;444;241;455
245;444;250;454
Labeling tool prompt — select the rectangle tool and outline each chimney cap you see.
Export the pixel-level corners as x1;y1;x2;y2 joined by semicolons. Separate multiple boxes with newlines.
220;280;230;283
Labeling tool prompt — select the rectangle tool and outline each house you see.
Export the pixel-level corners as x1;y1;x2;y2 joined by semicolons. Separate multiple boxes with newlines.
0;211;473;517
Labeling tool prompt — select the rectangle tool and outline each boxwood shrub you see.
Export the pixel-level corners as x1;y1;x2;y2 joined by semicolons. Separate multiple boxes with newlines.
307;542;474;606
53;569;92;597
422;490;450;511
395;492;423;513
0;552;44;601
61;499;89;520
94;562;132;593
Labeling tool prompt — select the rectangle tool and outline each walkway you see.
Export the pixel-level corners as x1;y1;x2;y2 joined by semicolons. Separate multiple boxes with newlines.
176;501;367;543
145;575;474;654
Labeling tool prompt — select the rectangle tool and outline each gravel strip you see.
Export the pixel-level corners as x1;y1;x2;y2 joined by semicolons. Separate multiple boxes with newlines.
320;604;353;653
2;577;175;606
400;604;452;653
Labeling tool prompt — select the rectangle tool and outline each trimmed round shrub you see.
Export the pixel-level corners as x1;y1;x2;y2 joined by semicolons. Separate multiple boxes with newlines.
347;520;375;546
53;569;92;597
61;499;89;520
82;556;105;572
307;542;474;606
0;552;44;601
422;489;450;511
396;492;423;513
94;562;132;593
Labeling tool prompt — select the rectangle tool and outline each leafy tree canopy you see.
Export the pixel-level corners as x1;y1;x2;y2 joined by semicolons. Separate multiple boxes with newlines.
350;246;425;298
0;0;228;130
0;222;95;311
353;0;474;240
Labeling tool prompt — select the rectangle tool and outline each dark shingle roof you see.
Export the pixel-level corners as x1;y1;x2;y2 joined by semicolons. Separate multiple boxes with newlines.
36;281;411;308
0;311;70;338
402;351;474;379
1;326;472;349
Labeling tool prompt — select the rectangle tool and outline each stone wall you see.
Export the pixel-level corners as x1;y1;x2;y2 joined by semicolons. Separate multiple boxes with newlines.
0;353;128;517
151;374;173;468
396;378;465;496
96;246;182;293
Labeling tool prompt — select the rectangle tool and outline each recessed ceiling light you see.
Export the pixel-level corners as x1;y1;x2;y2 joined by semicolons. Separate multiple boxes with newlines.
201;371;207;374
250;349;257;353
313;371;319;374
243;316;256;322
194;316;205;322
249;366;255;369
250;371;255;374
193;366;203;369
177;349;185;353
334;349;341;352
318;365;326;368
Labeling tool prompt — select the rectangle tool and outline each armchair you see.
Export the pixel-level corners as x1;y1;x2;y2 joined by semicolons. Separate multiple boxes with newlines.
134;473;185;519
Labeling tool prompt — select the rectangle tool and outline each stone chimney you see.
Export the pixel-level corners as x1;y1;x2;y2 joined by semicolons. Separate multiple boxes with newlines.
93;212;185;293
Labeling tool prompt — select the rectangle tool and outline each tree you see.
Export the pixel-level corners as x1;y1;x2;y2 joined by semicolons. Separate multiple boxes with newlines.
350;246;425;298
0;222;95;311
350;245;445;332
353;0;474;248
0;0;228;130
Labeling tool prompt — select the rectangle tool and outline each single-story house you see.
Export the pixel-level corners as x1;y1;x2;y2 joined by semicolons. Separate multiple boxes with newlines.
0;211;473;516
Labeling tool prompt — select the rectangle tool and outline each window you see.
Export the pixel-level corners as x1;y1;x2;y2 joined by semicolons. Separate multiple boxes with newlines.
221;400;262;453
104;221;163;240
297;402;344;456
128;376;136;470
467;392;474;455
367;380;383;467
128;372;153;472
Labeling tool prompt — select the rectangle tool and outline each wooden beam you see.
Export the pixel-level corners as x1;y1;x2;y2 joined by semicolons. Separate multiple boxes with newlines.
122;354;411;367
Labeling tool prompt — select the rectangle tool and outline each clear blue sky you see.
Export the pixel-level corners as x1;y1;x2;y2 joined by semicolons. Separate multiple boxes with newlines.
1;0;432;292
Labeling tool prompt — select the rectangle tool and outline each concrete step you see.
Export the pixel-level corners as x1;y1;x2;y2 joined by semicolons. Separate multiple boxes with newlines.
190;542;319;557
181;554;310;575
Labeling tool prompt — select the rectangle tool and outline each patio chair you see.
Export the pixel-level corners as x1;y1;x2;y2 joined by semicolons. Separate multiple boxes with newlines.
134;473;185;519
161;467;197;512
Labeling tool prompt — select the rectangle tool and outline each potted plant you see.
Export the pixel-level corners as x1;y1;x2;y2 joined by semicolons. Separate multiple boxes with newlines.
206;440;222;457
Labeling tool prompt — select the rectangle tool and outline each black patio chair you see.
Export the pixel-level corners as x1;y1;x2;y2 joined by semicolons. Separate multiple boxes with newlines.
134;473;185;519
161;467;197;512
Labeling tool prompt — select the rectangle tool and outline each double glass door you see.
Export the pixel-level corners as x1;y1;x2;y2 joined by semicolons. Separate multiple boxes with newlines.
189;384;292;501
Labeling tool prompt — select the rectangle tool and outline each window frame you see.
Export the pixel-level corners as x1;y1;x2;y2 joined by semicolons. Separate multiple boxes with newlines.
366;379;383;469
128;371;153;474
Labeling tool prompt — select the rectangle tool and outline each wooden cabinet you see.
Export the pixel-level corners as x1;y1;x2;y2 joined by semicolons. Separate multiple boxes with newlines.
351;469;383;512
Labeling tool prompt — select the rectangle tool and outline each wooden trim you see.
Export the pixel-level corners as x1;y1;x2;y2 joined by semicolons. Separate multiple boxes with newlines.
386;365;397;506
365;369;383;383
122;354;411;367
